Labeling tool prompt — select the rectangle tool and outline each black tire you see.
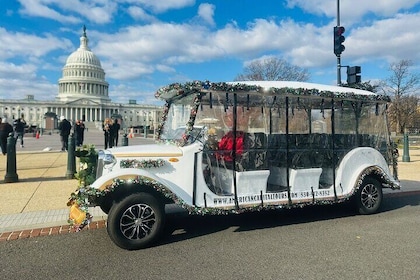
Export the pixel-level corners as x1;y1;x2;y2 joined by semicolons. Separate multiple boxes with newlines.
107;192;165;250
356;177;383;215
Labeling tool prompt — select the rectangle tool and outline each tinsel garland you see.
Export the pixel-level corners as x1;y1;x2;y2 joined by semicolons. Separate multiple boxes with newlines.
67;179;118;230
355;165;400;190
120;159;166;169
69;167;399;232
156;95;201;147
155;81;391;102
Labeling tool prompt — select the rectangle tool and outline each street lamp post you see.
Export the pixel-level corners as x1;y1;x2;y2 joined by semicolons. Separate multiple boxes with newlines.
336;0;342;85
16;105;21;120
143;112;147;138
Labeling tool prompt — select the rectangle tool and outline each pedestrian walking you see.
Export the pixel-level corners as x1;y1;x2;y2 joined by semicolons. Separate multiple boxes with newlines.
103;118;113;149
0;118;14;155
112;118;120;146
58;116;72;151
13;113;27;147
74;119;85;146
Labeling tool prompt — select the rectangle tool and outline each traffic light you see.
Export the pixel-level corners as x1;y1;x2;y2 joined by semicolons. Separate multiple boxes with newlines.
334;26;345;56
347;66;361;85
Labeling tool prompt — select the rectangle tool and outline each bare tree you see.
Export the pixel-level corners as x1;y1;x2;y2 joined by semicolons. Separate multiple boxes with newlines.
235;57;310;82
382;59;420;133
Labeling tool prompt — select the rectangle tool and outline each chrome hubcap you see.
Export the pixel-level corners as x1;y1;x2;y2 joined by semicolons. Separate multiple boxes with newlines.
120;204;156;240
361;183;379;209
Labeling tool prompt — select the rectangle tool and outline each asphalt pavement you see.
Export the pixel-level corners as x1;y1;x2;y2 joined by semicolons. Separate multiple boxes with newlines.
0;129;419;237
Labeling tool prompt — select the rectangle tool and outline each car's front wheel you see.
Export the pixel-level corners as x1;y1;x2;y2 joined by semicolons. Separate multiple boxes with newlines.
356;177;383;215
107;192;165;250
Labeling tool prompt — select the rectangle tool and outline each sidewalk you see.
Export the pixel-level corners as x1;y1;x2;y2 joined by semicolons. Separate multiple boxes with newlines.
0;132;419;235
0;130;154;234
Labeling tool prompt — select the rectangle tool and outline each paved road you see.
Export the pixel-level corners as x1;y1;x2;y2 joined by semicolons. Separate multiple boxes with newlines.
0;194;419;279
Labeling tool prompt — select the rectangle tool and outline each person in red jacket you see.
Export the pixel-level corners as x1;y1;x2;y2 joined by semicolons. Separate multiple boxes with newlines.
217;130;245;162
216;107;249;164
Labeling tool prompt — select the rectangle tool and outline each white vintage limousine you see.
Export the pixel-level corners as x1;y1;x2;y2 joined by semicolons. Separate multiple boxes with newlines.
68;81;400;250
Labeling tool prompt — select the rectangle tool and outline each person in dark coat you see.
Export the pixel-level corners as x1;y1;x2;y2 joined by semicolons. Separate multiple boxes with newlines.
13;114;27;148
112;119;120;146
58;116;72;151
74;120;85;146
0;118;14;155
103;118;113;149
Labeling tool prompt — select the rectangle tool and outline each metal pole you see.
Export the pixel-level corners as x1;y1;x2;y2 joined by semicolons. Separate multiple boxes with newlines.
66;133;76;179
337;0;340;26
337;56;342;86
336;0;341;86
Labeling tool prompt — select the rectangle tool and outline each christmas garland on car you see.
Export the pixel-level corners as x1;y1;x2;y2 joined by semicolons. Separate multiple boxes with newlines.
68;152;167;231
74;144;98;186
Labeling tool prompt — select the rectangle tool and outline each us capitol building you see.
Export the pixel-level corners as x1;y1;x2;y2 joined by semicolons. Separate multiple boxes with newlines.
0;26;161;135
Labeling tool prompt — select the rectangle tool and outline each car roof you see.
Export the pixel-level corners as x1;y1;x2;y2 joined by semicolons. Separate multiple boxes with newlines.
230;81;376;96
156;80;389;103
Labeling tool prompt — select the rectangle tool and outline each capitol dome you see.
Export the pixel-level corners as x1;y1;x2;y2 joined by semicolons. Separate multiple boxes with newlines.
65;44;102;67
57;26;110;103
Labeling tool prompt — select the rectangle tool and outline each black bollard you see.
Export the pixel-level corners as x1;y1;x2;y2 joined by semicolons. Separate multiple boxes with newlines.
66;133;76;179
402;129;410;162
4;133;18;183
122;133;128;146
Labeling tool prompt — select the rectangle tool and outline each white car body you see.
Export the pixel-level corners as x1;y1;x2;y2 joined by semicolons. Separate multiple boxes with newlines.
69;81;400;250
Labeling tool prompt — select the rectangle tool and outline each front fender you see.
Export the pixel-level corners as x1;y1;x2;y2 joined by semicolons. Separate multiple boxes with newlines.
92;168;161;191
91;168;193;206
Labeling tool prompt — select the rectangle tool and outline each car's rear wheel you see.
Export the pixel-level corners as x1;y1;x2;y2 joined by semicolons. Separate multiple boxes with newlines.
356;177;383;215
107;192;165;250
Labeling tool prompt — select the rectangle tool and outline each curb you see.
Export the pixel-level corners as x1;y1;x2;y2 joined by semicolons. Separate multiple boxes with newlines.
0;220;106;242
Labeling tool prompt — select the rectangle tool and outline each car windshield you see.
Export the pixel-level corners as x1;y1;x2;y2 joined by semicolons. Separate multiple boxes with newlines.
159;95;196;141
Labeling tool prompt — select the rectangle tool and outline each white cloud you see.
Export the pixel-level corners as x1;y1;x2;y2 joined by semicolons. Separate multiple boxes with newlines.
108;80;163;104
0;62;37;79
286;0;420;22
18;0;195;24
103;60;154;80
0;62;57;100
127;6;157;22
17;0;117;24
18;0;81;24
0;27;73;60
120;0;196;13
89;8;420;82
93;23;218;79
155;64;176;73
197;3;215;26
341;12;420;64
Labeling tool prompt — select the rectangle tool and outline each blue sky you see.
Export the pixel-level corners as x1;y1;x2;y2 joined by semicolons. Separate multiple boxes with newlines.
1;0;420;105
